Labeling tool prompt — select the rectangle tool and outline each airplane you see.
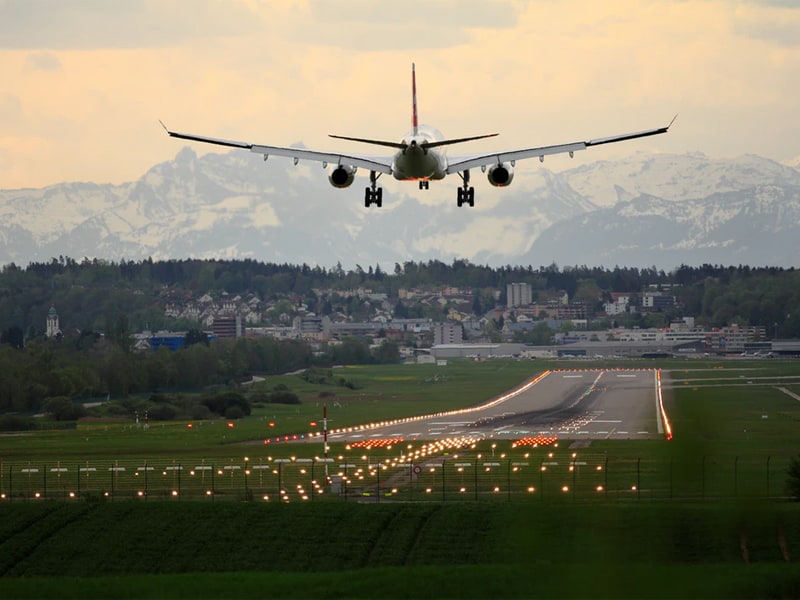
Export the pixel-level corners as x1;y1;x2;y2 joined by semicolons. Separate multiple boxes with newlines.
161;64;675;208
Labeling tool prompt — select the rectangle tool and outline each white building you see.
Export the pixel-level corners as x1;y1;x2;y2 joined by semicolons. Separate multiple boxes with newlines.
46;305;61;338
507;283;532;308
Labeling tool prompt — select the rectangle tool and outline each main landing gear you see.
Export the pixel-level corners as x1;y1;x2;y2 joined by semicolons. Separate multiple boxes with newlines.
364;170;382;207
419;181;429;190
457;169;475;207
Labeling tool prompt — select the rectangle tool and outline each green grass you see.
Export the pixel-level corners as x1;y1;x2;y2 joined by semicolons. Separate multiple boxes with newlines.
0;502;798;598
2;358;800;598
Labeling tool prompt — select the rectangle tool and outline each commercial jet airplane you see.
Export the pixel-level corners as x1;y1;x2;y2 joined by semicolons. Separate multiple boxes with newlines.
162;64;674;208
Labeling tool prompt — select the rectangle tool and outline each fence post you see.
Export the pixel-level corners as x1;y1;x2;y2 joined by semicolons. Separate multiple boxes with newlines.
409;464;413;504
474;457;478;501
637;458;641;500
540;459;544;500
701;455;706;500
344;462;349;502
441;460;446;503
766;456;771;498
572;459;577;500
669;457;673;499
507;459;511;502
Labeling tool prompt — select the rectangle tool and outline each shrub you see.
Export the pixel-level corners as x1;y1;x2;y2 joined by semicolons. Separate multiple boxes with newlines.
202;391;251;417
787;455;800;501
44;396;87;421
224;406;245;420
266;390;300;405
0;415;37;432
147;403;177;421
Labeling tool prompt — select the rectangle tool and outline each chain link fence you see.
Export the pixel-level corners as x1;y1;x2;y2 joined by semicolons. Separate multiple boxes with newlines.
1;450;792;503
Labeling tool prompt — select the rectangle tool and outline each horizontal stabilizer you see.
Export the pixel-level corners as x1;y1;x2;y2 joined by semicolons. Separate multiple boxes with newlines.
329;132;498;150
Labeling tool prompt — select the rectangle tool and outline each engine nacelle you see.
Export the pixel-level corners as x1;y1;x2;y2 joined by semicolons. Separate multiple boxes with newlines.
328;164;357;188
487;162;514;187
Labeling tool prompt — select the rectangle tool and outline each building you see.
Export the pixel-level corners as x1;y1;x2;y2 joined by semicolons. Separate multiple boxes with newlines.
46;305;61;338
433;323;463;345
507;283;532;308
212;314;244;339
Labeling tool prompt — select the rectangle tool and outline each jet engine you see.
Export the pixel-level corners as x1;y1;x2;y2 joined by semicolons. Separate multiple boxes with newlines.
486;162;514;187
328;164;357;188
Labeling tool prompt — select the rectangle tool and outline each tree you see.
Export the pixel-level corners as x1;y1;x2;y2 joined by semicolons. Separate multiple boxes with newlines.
44;396;87;421
787;455;800;501
184;329;209;347
0;325;24;349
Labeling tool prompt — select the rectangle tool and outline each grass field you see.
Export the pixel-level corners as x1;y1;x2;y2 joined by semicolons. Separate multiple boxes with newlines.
1;358;800;598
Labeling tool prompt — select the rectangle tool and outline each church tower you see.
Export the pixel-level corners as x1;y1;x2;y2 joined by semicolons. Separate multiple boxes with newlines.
46;305;61;338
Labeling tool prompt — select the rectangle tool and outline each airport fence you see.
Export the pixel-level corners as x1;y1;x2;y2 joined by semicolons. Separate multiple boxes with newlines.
1;451;793;503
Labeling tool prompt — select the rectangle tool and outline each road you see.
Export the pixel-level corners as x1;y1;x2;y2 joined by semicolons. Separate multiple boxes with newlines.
324;368;665;444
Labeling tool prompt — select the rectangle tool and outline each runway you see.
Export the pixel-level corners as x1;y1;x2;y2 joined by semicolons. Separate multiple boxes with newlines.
324;368;666;444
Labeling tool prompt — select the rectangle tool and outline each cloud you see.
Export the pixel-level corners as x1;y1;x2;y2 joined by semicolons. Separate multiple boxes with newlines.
732;3;800;46
0;0;261;49
25;52;61;71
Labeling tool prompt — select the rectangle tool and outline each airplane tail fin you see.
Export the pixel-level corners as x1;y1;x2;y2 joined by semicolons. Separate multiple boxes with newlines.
328;64;498;149
412;63;418;137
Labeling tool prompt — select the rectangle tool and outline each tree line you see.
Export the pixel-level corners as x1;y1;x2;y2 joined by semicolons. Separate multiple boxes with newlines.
1;258;799;337
0;329;398;417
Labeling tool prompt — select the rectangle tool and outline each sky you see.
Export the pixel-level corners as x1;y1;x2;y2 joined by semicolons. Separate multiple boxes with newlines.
1;0;799;190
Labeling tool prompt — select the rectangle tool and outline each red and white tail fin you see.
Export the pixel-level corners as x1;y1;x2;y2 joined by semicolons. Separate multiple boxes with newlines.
412;63;418;137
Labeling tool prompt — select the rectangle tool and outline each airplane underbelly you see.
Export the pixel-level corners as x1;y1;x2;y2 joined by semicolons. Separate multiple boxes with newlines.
392;151;446;181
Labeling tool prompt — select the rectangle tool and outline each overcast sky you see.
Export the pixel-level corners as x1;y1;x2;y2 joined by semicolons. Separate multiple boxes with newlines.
1;0;799;189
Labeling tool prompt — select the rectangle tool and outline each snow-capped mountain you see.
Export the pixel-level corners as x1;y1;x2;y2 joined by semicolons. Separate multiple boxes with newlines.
1;148;798;270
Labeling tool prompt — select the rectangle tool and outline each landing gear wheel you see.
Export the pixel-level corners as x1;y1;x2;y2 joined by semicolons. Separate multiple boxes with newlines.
364;170;383;207
456;169;475;207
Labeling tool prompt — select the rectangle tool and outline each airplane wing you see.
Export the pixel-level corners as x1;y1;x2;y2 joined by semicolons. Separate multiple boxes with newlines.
160;122;394;174
445;117;676;174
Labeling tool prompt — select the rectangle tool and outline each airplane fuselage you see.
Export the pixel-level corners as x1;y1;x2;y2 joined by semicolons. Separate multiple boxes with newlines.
392;126;447;181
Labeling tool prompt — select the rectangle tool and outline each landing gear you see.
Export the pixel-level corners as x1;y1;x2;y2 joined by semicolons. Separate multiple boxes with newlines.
419;181;429;190
457;169;475;207
364;170;383;207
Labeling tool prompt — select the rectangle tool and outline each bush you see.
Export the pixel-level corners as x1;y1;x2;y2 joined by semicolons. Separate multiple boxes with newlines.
266;391;300;405
146;403;177;421
787;455;800;500
224;406;245;420
190;403;213;420
0;415;37;432
202;391;251;417
44;396;87;421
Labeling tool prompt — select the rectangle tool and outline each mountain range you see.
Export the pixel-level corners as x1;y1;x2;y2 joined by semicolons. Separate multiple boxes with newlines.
1;147;799;270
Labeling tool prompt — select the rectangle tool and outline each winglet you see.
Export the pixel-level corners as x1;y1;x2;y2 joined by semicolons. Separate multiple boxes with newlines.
159;119;170;134
667;114;678;129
